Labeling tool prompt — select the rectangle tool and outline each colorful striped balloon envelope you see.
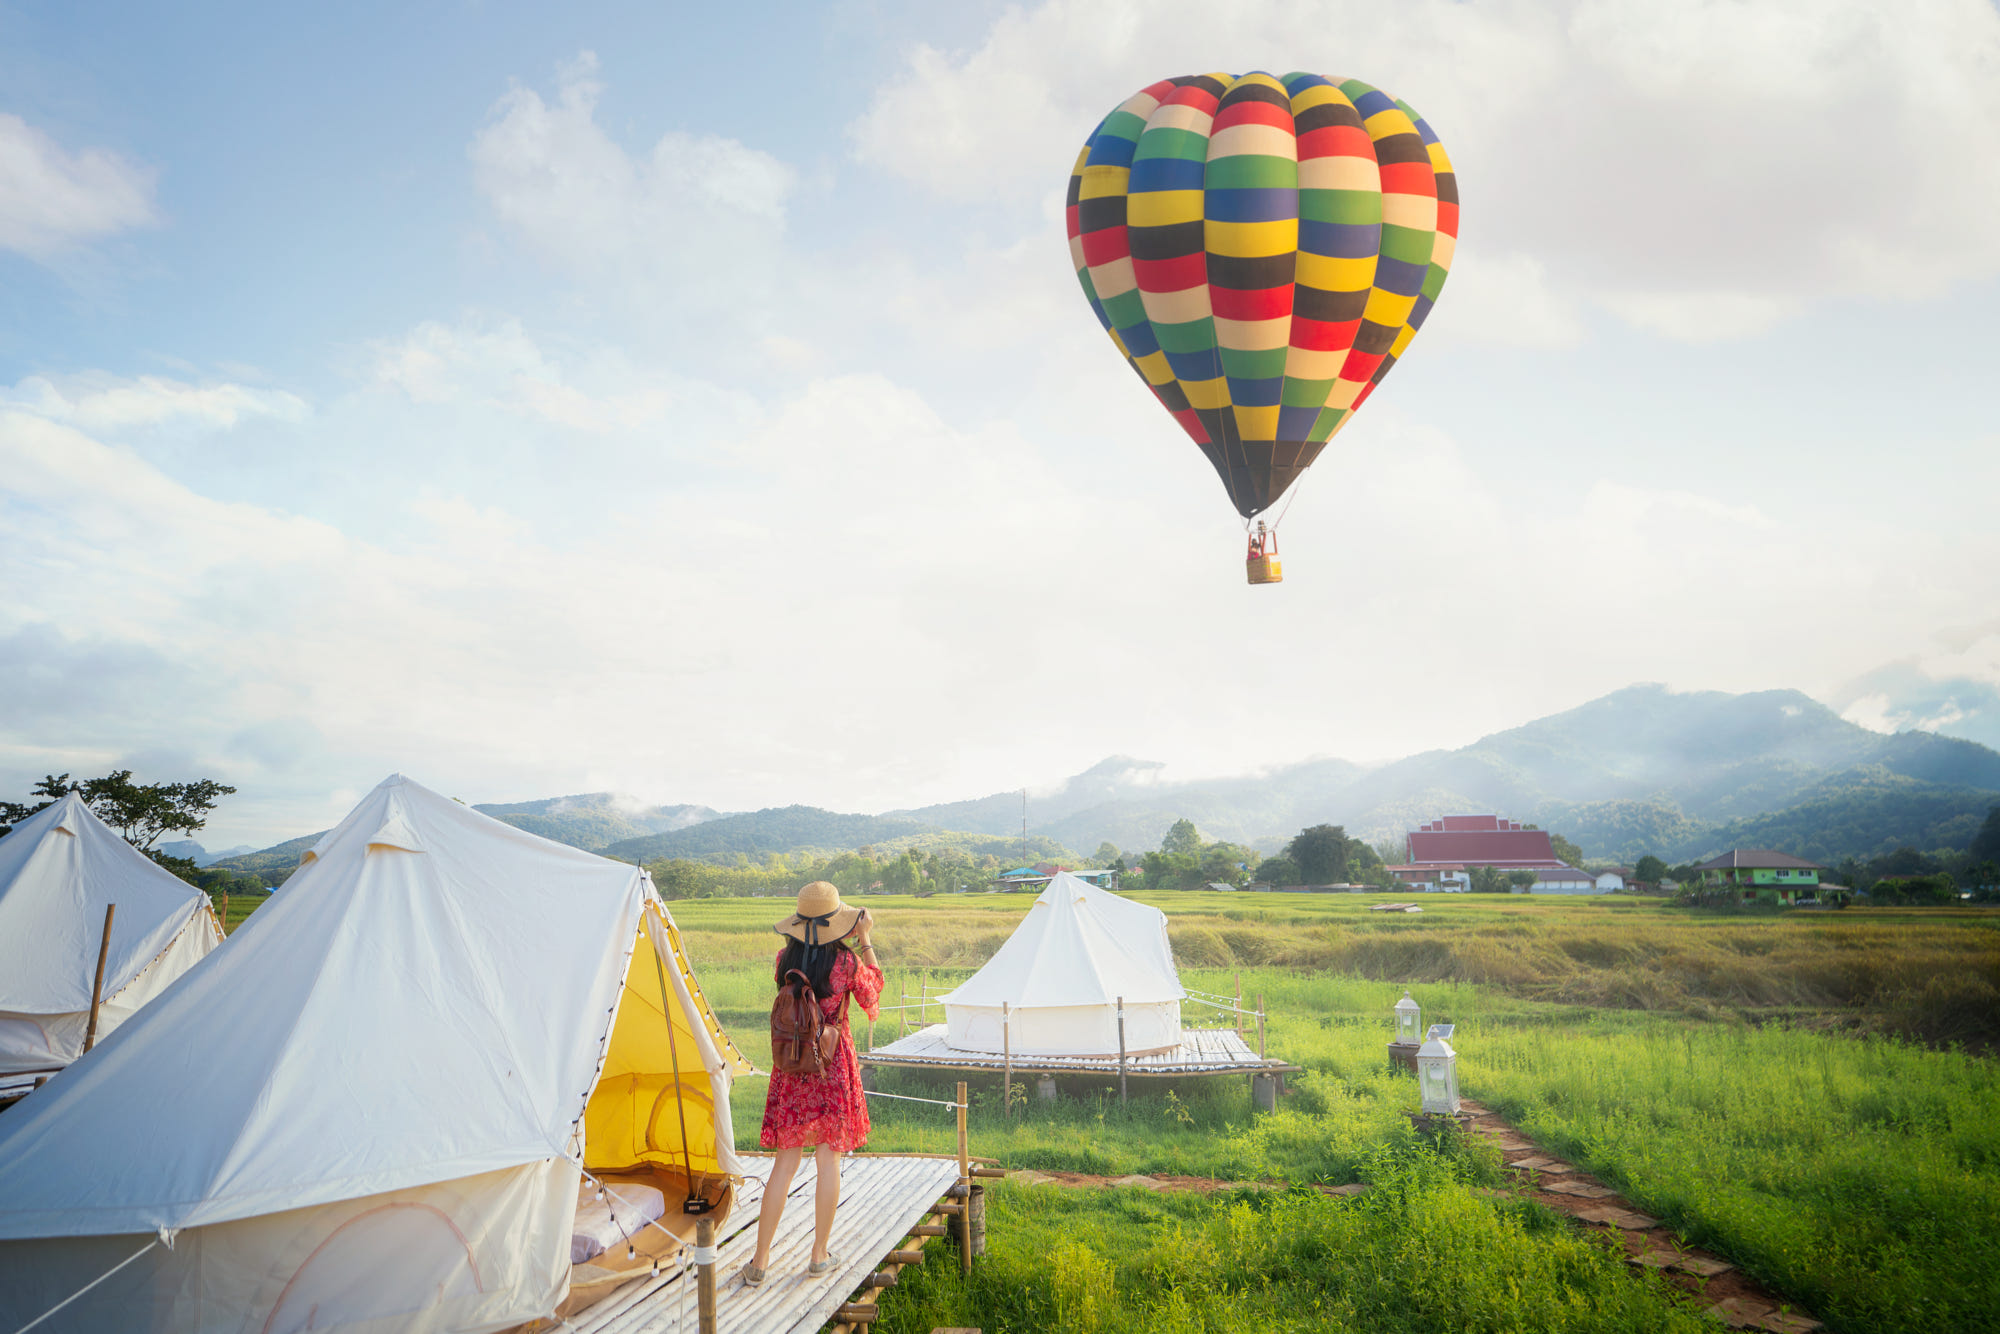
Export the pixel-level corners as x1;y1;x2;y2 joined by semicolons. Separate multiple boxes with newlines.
1067;71;1458;521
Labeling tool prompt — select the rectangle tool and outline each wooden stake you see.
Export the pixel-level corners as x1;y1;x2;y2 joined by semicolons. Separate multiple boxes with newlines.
1001;1001;1012;1118
219;890;229;935
82;903;116;1055
695;1215;716;1334
956;1080;972;1275
1257;992;1266;1059
1116;995;1128;1108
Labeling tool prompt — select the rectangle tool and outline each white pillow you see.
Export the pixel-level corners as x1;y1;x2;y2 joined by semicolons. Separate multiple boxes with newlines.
571;1183;667;1265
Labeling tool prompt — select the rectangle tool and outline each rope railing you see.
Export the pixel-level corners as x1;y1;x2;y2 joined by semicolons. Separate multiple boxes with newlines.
863;1088;967;1110
1184;995;1266;1018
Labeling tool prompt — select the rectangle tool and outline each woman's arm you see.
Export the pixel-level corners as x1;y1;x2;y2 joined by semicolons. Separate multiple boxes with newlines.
849;912;883;1018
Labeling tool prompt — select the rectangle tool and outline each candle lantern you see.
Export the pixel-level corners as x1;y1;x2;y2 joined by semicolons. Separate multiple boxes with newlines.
1388;989;1423;1072
1417;1025;1459;1115
1394;990;1421;1044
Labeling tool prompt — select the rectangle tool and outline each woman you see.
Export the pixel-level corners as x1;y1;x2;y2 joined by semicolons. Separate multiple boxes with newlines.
742;881;882;1286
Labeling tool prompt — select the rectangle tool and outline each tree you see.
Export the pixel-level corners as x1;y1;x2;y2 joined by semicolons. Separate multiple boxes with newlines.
1968;806;2000;863
2;770;235;885
1161;819;1204;857
1372;836;1405;867
1549;832;1587;869
1634;854;1667;884
1092;842;1122;868
1257;854;1301;887
1507;870;1538;893
1286;824;1350;885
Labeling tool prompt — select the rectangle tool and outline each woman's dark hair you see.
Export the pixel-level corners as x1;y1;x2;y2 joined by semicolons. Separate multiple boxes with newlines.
780;935;850;997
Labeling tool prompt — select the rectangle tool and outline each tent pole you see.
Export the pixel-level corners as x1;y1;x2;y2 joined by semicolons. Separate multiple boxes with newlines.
1117;996;1127;1108
82;903;116;1054
220;890;229;936
649;910;702;1208
1001;1001;1012;1119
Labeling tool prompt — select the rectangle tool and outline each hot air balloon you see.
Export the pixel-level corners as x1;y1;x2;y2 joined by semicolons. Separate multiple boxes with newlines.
1066;72;1458;584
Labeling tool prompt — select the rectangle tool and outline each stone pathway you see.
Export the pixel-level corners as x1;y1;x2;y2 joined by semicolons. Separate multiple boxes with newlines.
1456;1098;1823;1333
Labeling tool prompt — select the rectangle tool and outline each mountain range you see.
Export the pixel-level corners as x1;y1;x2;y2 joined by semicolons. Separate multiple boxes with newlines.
214;684;2000;878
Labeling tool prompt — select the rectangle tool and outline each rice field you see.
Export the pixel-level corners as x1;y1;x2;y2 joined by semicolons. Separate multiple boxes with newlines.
674;891;2000;1334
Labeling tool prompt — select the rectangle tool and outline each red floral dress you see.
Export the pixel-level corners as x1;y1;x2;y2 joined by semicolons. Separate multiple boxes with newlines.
760;947;884;1152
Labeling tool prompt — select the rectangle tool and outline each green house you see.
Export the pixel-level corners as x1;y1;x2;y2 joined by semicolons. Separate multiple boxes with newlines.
1693;850;1825;903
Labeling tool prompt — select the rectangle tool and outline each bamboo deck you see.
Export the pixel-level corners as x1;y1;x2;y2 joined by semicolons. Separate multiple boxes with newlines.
563;1153;962;1334
860;1025;1301;1077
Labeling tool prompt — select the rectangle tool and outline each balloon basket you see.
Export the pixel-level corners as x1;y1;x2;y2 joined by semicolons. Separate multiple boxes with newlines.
1247;555;1283;585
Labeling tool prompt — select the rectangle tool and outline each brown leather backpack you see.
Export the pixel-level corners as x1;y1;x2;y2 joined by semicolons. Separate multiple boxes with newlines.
770;968;842;1076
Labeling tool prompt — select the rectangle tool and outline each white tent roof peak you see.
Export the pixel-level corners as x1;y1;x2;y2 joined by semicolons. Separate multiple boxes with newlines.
365;794;425;853
940;871;1182;1010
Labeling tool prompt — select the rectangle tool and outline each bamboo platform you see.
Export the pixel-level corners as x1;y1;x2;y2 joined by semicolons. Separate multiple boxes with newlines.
860;1025;1301;1077
563;1153;963;1334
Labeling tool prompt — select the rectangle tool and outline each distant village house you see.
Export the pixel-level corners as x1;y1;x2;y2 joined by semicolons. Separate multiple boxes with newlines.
1693;850;1825;904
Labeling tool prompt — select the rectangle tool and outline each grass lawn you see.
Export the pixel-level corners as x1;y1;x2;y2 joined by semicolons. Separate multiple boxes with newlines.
672;891;2000;1334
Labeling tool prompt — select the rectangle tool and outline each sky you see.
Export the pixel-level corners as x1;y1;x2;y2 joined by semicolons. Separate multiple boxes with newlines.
4;0;2000;848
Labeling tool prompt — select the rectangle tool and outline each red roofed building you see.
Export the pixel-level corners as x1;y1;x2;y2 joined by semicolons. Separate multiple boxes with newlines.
1387;815;1592;893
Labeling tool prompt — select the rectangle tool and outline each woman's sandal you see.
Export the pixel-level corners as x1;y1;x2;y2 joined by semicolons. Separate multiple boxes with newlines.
740;1263;767;1288
806;1253;840;1276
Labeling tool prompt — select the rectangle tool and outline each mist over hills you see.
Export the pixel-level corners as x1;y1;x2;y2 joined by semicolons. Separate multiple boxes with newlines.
215;684;2000;876
471;793;720;852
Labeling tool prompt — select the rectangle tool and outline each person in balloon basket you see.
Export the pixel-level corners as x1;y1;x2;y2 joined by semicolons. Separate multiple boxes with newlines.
740;881;883;1287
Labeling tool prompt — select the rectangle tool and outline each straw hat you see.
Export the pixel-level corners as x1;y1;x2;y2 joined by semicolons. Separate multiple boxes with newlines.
775;881;865;946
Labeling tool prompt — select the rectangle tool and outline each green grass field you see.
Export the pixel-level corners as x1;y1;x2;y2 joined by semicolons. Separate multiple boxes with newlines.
673;891;2000;1334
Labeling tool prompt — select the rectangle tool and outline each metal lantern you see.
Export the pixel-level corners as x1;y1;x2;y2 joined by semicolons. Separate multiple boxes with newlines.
1394;989;1421;1045
1417;1028;1459;1114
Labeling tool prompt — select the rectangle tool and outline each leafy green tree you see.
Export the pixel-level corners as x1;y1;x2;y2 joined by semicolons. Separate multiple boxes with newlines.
1285;824;1350;884
1467;865;1509;893
1967;806;2000;863
1634;855;1667;884
1092;842;1122;868
1258;854;1301;887
2;770;236;885
1161;819;1204;857
1507;870;1538;892
1372;836;1405;867
1198;842;1258;888
1140;849;1202;890
1550;832;1586;868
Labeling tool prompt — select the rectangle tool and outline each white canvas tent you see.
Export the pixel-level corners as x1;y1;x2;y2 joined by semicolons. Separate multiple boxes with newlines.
0;775;751;1334
0;791;224;1080
939;871;1184;1056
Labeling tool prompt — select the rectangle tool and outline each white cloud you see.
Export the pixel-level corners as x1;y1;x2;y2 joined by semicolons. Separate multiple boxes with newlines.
369;317;675;431
468;52;795;309
1425;247;1585;349
0;113;158;259
852;0;2000;341
2;372;309;432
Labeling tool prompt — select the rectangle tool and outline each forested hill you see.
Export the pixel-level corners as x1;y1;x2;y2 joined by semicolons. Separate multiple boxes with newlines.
472;793;720;853
600;806;940;863
911;686;2000;863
